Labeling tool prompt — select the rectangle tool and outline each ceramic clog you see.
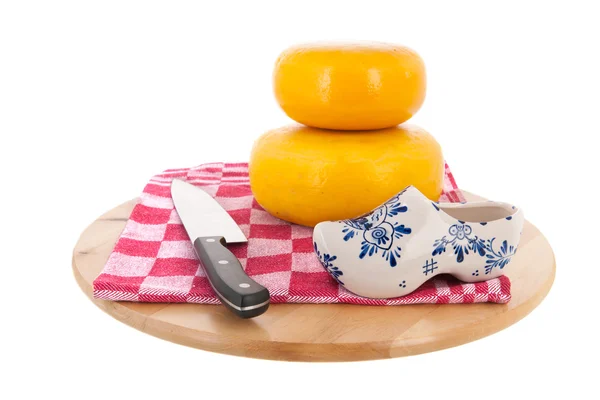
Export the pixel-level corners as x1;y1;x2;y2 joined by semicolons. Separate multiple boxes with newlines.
312;186;524;299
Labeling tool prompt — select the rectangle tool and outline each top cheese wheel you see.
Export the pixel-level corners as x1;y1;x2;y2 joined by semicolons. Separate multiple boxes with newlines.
273;41;427;130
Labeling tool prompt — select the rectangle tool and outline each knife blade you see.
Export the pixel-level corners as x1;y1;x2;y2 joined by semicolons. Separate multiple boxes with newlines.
171;179;270;318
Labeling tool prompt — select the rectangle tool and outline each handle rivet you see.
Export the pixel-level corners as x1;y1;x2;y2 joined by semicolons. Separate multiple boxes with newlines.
239;283;250;288
218;260;229;265
206;238;216;243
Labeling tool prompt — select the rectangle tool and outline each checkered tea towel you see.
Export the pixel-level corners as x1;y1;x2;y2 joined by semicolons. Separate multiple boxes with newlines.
93;162;511;305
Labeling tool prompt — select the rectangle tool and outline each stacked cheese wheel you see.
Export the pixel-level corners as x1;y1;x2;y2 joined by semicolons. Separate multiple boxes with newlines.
249;42;444;227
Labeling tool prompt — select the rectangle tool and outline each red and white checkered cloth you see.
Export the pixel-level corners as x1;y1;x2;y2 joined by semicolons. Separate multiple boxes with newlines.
93;162;511;305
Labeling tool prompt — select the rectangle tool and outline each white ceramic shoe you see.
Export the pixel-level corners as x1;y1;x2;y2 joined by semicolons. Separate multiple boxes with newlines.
312;186;524;299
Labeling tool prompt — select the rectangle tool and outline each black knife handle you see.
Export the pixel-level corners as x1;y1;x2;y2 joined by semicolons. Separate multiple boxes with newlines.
193;236;270;318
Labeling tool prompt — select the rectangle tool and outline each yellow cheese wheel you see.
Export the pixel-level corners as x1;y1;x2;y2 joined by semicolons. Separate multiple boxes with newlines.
249;124;443;227
273;41;427;130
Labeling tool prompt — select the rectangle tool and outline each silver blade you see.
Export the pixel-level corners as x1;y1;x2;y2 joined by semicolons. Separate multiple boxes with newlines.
171;179;247;244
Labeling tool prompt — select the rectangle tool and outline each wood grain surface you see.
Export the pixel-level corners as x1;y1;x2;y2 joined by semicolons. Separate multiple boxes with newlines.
72;192;555;362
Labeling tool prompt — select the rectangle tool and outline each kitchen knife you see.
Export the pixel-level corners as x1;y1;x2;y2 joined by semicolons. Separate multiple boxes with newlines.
171;179;270;318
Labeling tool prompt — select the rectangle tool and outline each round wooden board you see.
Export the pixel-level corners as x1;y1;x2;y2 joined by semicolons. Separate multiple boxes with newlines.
72;191;555;362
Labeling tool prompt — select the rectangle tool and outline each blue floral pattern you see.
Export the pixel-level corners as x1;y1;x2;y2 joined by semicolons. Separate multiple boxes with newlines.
484;238;516;274
432;222;517;273
432;223;486;263
314;242;344;285
341;193;412;267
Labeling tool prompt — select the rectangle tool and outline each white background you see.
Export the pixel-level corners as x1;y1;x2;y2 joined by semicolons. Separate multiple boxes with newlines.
1;1;598;399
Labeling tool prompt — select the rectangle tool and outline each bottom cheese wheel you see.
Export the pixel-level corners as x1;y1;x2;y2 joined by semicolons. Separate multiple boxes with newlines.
249;124;444;227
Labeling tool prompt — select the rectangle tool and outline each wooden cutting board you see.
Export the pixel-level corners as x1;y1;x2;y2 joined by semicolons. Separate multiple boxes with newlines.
72;191;555;362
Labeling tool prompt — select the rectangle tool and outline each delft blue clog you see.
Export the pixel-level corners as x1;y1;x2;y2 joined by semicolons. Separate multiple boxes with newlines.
312;186;524;298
